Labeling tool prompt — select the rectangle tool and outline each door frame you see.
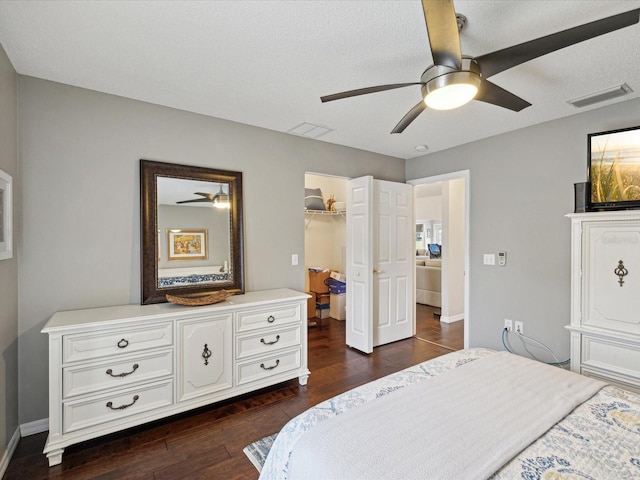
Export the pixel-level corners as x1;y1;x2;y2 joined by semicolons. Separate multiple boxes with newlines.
408;170;470;349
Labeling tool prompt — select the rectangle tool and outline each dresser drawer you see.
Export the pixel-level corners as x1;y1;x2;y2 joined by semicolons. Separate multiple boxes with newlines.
235;303;301;333
236;348;301;386
63;379;173;434
236;325;301;360
63;322;173;363
582;335;640;381
63;349;173;399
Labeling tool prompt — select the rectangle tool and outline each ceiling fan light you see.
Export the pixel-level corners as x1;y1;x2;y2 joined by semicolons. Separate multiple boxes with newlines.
423;69;481;110
213;195;230;208
424;83;478;110
213;186;230;208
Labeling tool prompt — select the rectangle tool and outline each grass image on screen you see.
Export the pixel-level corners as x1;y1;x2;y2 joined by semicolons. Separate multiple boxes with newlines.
590;127;640;205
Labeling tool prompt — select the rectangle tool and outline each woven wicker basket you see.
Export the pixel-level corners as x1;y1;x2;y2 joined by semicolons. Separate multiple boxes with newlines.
166;290;233;306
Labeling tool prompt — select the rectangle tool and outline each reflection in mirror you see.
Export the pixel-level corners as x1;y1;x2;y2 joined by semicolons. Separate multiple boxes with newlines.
141;160;244;304
157;177;231;288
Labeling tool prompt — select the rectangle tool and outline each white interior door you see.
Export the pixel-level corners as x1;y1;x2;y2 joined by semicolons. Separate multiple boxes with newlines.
346;177;414;353
373;180;414;347
346;176;373;353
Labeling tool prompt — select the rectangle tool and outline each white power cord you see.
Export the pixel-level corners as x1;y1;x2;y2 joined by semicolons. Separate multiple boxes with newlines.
501;328;569;368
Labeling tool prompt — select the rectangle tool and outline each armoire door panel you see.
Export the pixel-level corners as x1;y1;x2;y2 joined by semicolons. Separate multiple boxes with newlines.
584;223;640;334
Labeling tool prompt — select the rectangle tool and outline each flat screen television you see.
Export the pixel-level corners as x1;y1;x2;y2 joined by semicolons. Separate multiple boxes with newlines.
588;125;640;211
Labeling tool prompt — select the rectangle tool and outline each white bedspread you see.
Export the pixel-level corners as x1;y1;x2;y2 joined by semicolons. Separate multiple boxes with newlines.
287;352;605;480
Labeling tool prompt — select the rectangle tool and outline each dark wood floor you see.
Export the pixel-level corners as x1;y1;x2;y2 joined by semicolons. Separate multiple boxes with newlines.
414;303;464;351
5;307;462;480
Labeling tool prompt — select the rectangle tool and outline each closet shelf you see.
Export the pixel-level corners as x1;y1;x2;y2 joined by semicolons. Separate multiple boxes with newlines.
305;209;345;229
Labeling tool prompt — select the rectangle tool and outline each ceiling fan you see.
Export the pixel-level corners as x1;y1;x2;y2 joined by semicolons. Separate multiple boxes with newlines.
320;0;640;134
176;186;230;208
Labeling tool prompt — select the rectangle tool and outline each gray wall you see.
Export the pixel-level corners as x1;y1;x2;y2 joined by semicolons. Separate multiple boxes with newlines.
0;43;18;457
406;97;640;359
17;76;404;423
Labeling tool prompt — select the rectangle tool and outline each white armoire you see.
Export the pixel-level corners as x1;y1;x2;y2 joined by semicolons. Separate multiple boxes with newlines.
566;211;640;392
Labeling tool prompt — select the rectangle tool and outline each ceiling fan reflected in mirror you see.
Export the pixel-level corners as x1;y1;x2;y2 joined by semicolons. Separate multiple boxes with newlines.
177;186;230;208
320;0;640;133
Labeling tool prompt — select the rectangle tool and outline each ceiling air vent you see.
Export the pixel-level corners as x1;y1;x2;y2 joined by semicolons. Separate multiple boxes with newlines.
567;83;633;108
288;122;333;139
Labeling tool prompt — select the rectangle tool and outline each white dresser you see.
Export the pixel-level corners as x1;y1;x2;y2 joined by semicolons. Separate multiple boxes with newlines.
566;211;640;392
42;288;310;466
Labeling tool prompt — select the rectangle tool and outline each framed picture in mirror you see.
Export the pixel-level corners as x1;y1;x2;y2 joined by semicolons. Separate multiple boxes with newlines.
167;229;208;261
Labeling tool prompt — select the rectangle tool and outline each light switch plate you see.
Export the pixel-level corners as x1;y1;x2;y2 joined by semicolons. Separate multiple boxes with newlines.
483;254;495;265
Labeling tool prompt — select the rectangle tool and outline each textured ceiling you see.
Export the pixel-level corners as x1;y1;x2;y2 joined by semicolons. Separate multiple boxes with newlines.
0;0;639;159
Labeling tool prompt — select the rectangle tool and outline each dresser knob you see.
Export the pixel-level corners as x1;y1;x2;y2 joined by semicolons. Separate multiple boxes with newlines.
117;338;129;349
267;315;276;323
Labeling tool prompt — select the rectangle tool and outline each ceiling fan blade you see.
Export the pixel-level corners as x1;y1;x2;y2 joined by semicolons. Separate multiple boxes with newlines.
193;192;215;199
474;79;531;112
391;101;427;134
475;8;640;78
321;83;421;103
176;198;213;204
421;0;462;69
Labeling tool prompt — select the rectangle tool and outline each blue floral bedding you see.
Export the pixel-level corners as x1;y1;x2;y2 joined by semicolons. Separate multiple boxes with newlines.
259;348;640;480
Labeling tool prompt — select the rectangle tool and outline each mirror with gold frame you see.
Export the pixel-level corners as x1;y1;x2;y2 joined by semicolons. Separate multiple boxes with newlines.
140;159;244;304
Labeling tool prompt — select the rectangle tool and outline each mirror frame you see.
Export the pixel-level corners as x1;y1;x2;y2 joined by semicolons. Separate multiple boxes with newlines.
140;159;244;304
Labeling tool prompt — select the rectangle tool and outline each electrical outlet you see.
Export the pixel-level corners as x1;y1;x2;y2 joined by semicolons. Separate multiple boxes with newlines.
504;319;513;332
291;254;298;266
515;321;524;334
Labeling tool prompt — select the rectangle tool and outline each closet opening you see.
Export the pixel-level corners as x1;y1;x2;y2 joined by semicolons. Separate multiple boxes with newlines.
304;172;347;327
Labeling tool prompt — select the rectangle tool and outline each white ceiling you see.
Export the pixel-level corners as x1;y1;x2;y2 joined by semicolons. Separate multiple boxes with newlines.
157;177;226;207
1;0;639;160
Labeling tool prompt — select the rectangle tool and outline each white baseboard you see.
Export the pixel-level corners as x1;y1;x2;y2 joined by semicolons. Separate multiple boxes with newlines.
440;313;464;324
20;418;48;437
0;426;20;479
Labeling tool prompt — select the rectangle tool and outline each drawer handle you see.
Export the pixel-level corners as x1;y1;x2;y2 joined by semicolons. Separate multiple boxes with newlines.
202;344;212;365
267;315;276;323
117;338;129;349
260;335;280;346
260;359;280;371
106;363;139;378
615;260;628;286
106;395;139;411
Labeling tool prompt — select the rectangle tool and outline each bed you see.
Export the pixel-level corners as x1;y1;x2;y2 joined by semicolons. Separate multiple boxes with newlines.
259;348;640;479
